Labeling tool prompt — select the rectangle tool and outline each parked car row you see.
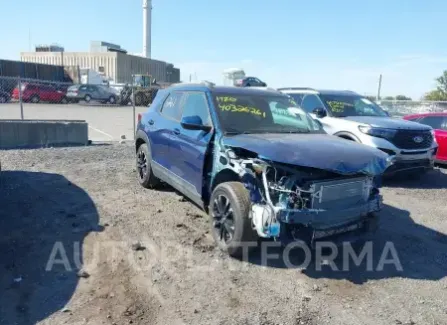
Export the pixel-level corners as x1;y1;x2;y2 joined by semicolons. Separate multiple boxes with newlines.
134;83;440;258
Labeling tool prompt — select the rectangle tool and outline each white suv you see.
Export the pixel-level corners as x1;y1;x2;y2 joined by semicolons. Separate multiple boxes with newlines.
278;87;438;176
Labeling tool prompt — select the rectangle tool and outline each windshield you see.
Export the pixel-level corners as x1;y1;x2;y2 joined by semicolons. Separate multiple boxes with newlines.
211;92;323;134
319;94;388;117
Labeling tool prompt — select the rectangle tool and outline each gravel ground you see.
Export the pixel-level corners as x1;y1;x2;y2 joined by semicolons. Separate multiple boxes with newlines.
0;143;446;325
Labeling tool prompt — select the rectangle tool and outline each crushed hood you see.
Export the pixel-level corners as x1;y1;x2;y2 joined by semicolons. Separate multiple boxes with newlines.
222;133;390;176
341;116;432;130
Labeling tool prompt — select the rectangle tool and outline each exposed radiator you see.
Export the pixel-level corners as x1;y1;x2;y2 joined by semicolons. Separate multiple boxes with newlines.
310;177;371;210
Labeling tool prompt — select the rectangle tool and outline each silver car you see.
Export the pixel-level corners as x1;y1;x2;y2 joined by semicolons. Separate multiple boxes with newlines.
66;84;118;104
278;87;438;176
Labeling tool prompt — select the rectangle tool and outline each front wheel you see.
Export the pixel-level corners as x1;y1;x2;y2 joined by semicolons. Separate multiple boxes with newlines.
209;182;257;257
108;95;116;104
84;94;91;103
136;143;160;189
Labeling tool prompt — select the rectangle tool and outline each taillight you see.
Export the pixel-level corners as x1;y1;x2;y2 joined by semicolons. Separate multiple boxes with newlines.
137;113;142;123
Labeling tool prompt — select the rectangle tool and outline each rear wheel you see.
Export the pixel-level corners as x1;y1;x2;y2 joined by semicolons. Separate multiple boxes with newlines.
136;142;160;188
30;95;40;103
134;93;143;106
209;182;257;257
84;94;91;103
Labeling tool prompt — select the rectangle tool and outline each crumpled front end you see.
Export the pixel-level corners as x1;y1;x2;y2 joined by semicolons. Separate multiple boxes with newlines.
213;143;385;243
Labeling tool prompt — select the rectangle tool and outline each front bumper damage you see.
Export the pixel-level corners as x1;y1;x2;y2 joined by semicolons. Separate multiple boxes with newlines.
219;146;389;245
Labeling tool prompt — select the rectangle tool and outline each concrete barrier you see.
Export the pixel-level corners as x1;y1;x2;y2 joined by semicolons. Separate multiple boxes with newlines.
0;119;89;149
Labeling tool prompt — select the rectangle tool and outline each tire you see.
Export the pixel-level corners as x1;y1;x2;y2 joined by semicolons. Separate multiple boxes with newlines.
134;93;143;106
136;142;160;188
108;95;116;104
209;182;257;257
84;94;92;103
30;95;40;103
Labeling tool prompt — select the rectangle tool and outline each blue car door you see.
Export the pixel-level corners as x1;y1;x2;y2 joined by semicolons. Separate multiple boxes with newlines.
169;91;214;200
145;91;185;171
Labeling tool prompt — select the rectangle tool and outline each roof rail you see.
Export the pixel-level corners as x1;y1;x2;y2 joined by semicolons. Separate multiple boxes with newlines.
277;87;316;91
200;80;215;87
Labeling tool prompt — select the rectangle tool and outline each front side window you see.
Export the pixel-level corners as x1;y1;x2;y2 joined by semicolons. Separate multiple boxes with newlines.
319;94;388;118
211;92;321;134
301;94;325;114
181;92;212;126
160;92;184;120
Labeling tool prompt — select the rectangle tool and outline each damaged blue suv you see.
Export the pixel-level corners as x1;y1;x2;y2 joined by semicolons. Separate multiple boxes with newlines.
135;83;392;257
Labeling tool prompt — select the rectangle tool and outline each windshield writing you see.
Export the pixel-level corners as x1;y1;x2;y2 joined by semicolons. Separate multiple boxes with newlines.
212;92;322;134
320;95;387;117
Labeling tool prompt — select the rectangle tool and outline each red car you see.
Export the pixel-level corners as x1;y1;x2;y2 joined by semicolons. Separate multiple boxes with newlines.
403;112;447;164
12;83;68;104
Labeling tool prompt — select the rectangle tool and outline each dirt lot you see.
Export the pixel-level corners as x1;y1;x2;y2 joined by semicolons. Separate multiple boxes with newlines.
0;143;446;325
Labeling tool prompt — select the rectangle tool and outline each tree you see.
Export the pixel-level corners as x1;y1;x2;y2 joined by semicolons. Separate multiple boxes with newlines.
424;89;447;101
384;96;394;100
423;70;447;101
365;96;377;102
395;95;412;100
435;70;447;93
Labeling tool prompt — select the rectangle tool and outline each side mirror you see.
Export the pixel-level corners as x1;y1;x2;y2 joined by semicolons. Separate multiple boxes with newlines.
181;115;212;132
313;107;327;118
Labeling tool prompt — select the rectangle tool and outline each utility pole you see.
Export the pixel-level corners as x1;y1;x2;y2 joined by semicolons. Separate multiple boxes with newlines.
377;74;382;101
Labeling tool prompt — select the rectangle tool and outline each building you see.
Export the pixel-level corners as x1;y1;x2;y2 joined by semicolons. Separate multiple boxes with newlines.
35;44;64;52
20;41;180;84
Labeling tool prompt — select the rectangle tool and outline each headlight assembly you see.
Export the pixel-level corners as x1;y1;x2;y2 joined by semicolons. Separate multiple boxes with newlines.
358;125;397;140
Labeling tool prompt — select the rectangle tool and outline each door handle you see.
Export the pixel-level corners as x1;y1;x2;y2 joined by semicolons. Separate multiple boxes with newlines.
148;119;154;125
173;128;180;135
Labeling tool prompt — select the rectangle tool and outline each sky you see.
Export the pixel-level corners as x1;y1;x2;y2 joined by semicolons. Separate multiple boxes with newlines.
1;0;447;99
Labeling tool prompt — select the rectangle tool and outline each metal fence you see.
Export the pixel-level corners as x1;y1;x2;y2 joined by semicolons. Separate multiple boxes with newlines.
0;76;160;142
2;75;447;141
378;100;447;117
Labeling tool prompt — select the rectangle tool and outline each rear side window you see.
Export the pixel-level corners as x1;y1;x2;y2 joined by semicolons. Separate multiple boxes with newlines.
181;92;212;126
418;116;444;130
160;92;184;120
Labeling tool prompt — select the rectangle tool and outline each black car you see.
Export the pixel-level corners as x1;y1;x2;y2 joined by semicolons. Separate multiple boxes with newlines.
234;76;267;87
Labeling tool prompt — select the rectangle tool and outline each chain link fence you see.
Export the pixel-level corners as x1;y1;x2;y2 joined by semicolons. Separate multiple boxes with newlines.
2;75;447;140
0;76;169;141
378;99;447;117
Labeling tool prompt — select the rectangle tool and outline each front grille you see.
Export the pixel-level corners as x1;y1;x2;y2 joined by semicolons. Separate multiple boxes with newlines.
390;130;433;150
